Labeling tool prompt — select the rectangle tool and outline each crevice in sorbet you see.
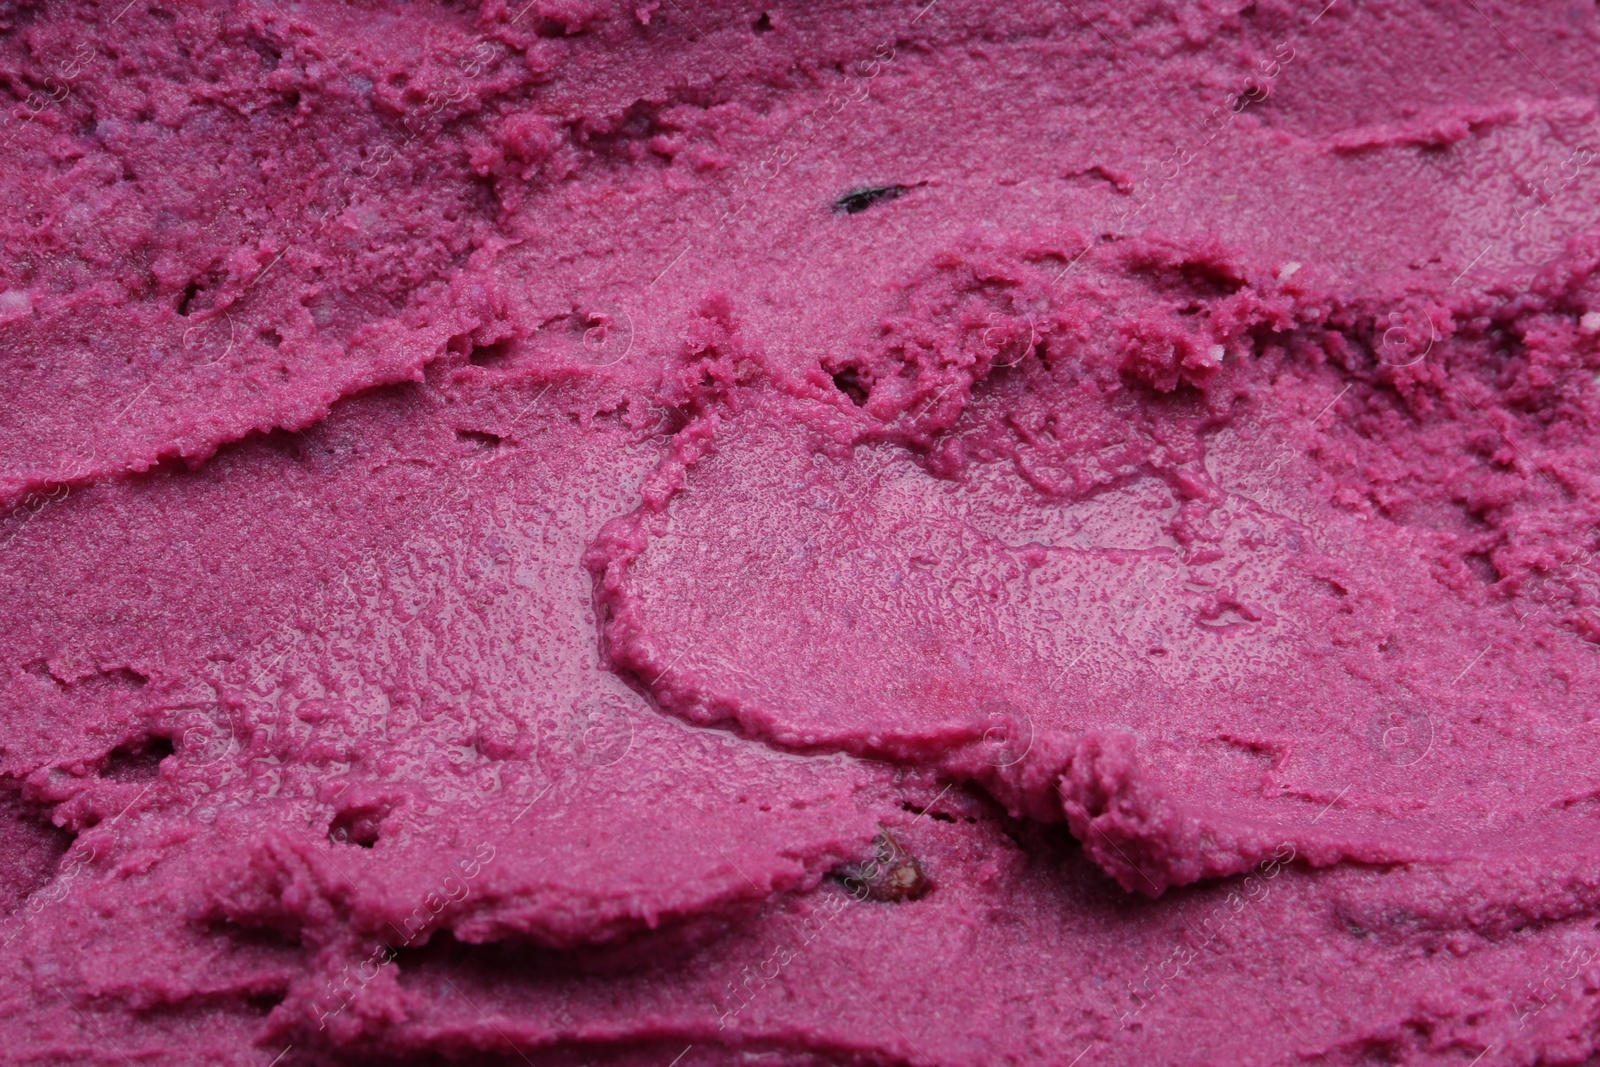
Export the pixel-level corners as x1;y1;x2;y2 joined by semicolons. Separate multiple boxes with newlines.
100;735;174;784
456;428;504;452
468;340;514;368
829;366;870;406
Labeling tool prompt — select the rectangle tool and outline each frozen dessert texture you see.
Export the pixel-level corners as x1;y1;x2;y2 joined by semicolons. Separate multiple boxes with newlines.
2;0;1600;1064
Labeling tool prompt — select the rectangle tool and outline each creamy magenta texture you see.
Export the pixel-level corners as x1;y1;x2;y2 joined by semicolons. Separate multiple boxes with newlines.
3;0;1600;1064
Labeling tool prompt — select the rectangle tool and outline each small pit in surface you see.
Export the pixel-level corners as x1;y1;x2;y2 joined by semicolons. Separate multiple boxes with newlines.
329;806;387;848
831;367;870;406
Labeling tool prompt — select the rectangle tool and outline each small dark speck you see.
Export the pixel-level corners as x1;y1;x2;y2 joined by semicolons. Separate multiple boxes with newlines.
834;184;909;215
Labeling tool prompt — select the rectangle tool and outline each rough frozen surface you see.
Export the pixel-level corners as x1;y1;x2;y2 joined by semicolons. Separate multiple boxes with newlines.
3;0;1600;1063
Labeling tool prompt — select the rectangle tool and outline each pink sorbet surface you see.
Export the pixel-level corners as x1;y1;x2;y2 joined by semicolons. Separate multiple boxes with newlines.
3;0;1600;1064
